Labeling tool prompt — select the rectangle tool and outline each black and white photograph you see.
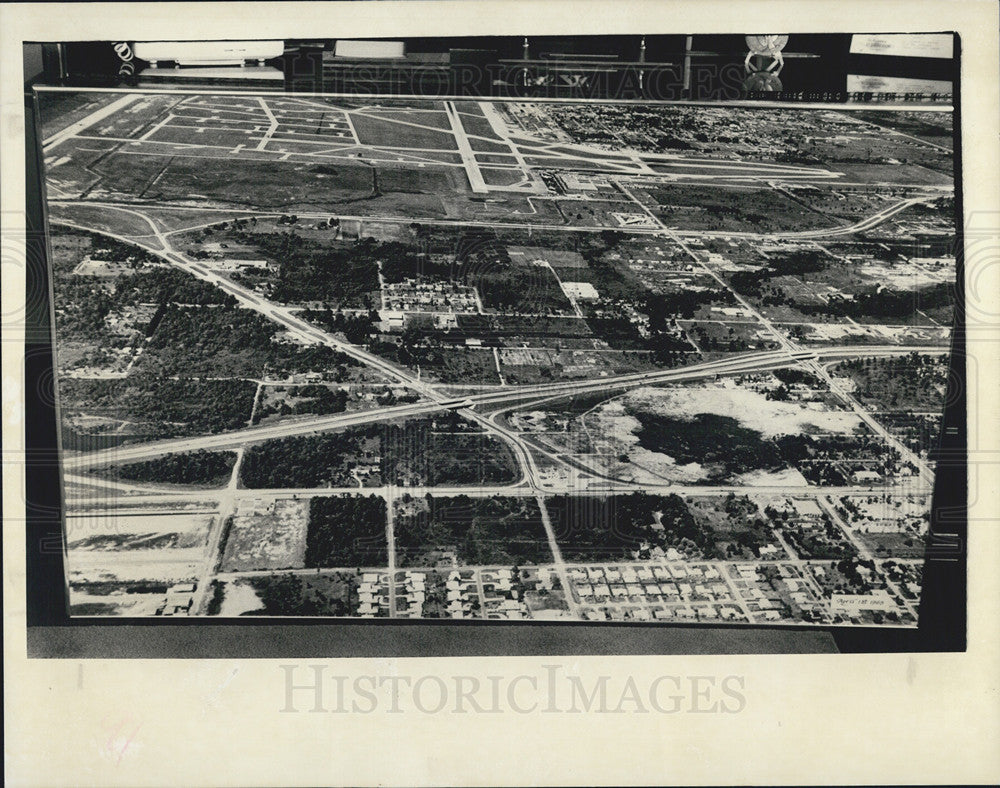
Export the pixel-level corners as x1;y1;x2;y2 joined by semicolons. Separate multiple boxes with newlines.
29;31;965;638
4;2;999;786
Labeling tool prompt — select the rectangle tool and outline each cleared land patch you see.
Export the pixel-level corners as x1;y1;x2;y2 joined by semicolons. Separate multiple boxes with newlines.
220;498;310;571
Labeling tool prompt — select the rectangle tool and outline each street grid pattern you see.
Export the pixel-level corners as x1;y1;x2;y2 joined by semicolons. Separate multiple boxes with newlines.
41;92;954;624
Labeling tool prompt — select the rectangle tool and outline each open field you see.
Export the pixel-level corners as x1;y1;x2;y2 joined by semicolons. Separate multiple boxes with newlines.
59;376;257;447
66;510;215;615
350;112;458;150
643;184;841;233
543;382;876;486
42;94;955;625
220;499;310;571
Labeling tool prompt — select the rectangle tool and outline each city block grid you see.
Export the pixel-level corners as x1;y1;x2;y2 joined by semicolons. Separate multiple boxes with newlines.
40;90;956;626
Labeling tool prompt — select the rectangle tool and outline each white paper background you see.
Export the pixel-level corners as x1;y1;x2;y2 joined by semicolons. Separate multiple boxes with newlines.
3;2;998;785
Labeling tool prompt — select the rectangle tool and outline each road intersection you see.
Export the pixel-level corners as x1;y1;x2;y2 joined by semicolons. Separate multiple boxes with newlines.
44;93;955;625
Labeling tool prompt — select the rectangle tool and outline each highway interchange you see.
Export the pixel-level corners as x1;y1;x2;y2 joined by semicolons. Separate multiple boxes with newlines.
42;93;955;621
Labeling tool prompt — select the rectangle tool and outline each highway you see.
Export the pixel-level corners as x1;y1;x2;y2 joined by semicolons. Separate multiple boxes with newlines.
50;188;943;242
65;343;947;468
50;214;439;400
666;224;940;487
50;212;548;486
45;95;956;631
52;198;949;515
65;481;933;511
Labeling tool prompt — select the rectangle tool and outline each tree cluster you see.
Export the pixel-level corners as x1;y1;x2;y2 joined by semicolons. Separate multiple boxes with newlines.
395;495;550;567
547;493;711;561
108;449;235;486
305;496;388;568
60;376;257;437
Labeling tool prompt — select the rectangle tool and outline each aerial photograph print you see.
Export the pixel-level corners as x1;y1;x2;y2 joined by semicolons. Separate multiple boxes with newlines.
32;33;962;640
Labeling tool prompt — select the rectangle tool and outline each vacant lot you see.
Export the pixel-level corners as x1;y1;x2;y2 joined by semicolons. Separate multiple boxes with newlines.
507;247;588;269
240;416;518;488
853;111;953;150
382;345;502;385
49;200;165;242
137;305;355;378
67;511;212;553
644;184;839;233
135;156;377;207
857;531;928;559
59;376;256;444
584;384;871;485
66;511;213;615
220;499;310;571
686;495;787;560
635;412;785;480
376;165;467;195
832;354;948;414
254;384;349;423
240;429;381;489
380;415;520;487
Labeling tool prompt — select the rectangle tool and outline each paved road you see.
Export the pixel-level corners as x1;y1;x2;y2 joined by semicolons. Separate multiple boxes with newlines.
42;94;141;152
190;447;244;614
66;342;946;468
49;97;952;628
50;213;516;469
444;100;488;193
50;189;941;241
66;481;932;511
